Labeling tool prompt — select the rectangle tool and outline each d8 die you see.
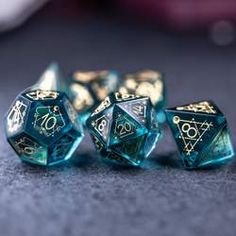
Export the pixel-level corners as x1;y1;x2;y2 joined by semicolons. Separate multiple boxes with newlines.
166;101;234;169
86;92;162;166
69;70;119;122
4;63;84;166
119;70;166;123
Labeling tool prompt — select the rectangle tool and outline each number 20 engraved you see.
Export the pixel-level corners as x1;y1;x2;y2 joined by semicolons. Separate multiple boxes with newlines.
117;122;132;136
115;120;134;138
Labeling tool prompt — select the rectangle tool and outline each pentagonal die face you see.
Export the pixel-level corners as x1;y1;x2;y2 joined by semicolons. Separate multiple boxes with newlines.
8;133;48;165
87;93;161;166
5;90;83;166
5;96;31;138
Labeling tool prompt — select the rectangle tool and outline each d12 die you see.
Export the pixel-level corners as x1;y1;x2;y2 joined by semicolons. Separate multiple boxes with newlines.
69;70;119;122
5;91;84;166
86;92;162;166
166;101;234;169
119;70;166;123
4;63;84;166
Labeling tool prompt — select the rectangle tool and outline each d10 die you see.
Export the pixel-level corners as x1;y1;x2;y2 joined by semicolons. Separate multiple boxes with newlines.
69;70;119;122
5;63;84;166
86;92;162;166
119;70;166;123
166;101;234;169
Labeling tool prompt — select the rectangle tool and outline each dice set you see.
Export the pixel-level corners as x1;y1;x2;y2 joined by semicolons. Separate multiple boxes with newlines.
4;63;235;169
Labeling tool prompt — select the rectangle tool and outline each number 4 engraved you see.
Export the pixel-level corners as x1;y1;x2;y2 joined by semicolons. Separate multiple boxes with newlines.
132;103;146;117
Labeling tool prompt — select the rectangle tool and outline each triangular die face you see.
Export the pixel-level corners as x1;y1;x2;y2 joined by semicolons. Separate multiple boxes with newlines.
143;131;161;157
149;108;160;131
168;101;223;116
117;97;150;126
109;105;147;146
89;107;113;143
111;135;146;165
90;96;112;117
166;110;225;160
197;126;234;167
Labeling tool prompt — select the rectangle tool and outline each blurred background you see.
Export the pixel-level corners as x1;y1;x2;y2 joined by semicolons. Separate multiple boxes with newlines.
1;0;236;44
0;1;236;236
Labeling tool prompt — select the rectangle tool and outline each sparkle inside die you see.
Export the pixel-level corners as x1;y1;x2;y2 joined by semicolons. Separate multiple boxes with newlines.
165;101;234;169
119;70;166;123
86;92;162;166
5;63;84;166
69;70;119;123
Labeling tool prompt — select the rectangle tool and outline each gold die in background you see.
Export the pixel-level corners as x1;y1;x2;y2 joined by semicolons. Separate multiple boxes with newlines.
69;70;119;117
119;70;166;114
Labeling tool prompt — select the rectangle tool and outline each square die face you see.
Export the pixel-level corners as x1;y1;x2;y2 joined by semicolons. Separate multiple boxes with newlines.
166;102;229;168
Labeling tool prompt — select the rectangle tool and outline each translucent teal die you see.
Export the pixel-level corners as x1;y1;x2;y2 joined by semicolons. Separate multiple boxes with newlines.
5;63;84;166
69;70;119;123
166;101;234;169
119;70;167;123
86;92;162;166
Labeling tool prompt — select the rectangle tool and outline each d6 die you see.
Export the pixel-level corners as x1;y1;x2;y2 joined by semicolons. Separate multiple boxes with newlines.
69;70;119;122
119;70;166;123
86;92;162;166
166;101;234;169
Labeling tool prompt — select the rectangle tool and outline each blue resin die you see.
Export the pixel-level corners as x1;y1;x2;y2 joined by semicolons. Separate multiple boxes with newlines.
166;101;234;169
86;92;162;166
5;63;84;166
119;70;166;123
69;70;119;123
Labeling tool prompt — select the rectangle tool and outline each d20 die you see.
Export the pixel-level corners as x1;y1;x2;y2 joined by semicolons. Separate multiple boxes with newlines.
86;92;162;166
119;70;166;123
69;70;119;122
5;90;84;166
165;101;234;169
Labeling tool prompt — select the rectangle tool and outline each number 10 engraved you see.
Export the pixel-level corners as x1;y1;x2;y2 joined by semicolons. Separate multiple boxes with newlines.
33;106;65;137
